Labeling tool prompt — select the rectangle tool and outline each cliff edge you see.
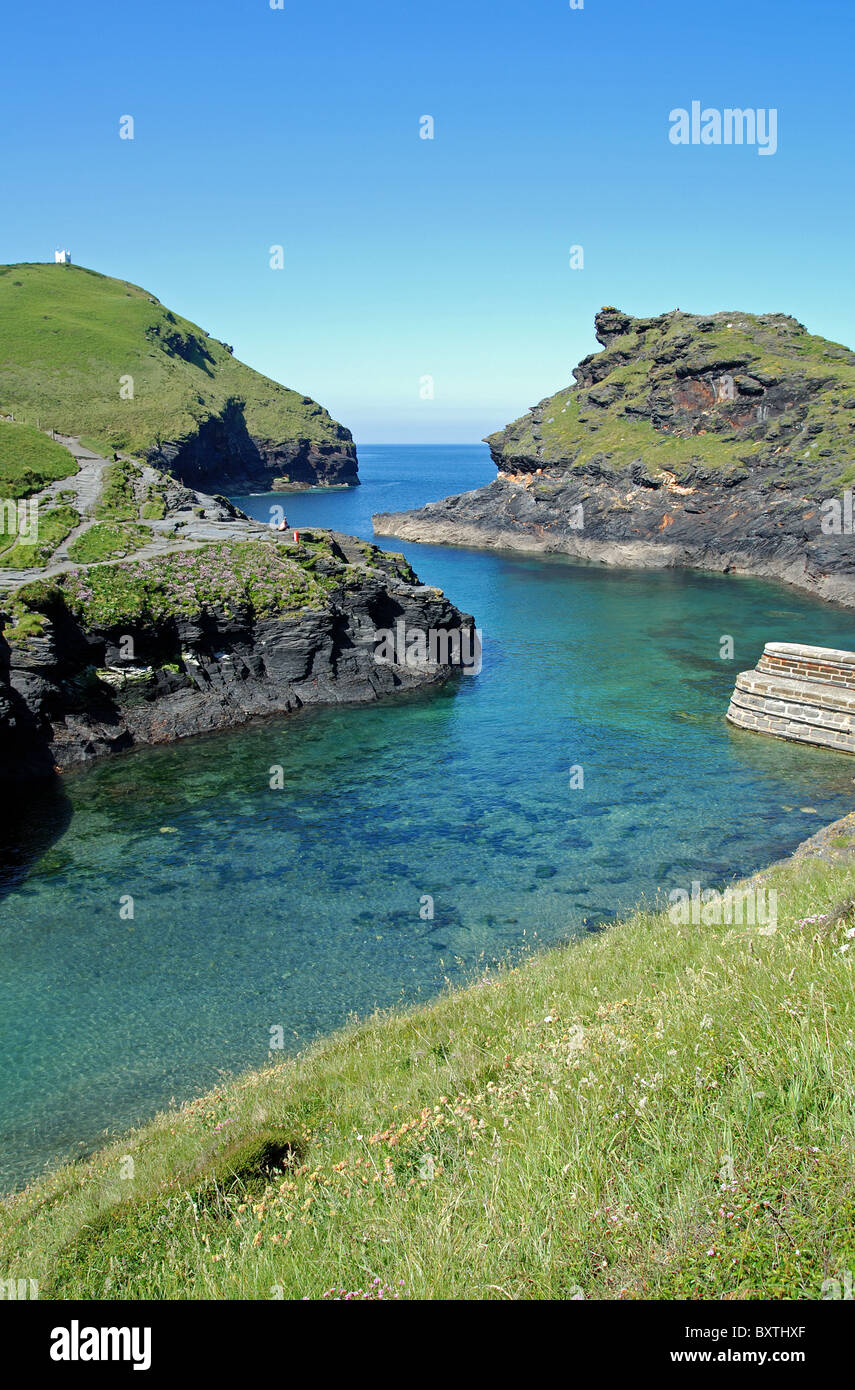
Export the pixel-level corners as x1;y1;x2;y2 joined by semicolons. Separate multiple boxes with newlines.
375;307;855;606
0;426;471;782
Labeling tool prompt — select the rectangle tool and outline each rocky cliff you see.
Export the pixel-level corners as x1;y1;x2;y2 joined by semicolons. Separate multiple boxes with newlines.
145;398;359;492
374;307;855;606
0;531;473;781
0;430;471;783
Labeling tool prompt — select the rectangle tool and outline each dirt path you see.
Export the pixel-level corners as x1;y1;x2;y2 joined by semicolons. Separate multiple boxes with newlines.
0;432;278;594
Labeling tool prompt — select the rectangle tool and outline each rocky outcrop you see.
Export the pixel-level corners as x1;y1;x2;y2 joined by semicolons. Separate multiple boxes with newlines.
147;399;359;492
487;307;855;479
0;530;474;781
374;307;855;606
373;468;855;607
727;642;855;753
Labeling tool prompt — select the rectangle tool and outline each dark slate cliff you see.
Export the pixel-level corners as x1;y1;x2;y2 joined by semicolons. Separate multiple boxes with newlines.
146;399;359;492
374;308;855;607
0;531;474;782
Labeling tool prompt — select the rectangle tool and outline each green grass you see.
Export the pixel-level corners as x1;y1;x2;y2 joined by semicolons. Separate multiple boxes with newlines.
95;457;142;522
4;835;855;1301
0;504;79;568
66;521;150;564
0;263;351;458
514;394;765;478
6;531;388;632
2;532;403;642
0;419;78;499
2;608;47;642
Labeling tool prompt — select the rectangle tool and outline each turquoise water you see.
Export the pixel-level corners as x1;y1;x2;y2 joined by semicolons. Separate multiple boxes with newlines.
2;444;855;1190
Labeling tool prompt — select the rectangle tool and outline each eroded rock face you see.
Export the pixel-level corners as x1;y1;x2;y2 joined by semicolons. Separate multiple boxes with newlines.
488;307;855;481
374;307;855;606
146;399;359;491
375;468;855;605
0;532;473;780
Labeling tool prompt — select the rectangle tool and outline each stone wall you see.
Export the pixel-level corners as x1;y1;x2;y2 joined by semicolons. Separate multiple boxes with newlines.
727;642;855;753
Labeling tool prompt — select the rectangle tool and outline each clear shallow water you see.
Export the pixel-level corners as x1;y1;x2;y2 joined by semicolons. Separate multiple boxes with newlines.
2;444;855;1190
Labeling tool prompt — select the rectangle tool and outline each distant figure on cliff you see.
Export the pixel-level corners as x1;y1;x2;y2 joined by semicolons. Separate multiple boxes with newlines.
276;515;289;532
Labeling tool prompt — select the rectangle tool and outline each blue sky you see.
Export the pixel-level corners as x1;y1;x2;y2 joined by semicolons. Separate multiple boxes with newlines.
2;0;853;442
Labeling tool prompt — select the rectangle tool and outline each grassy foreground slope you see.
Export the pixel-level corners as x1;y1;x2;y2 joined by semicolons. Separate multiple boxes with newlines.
3;829;855;1301
0;263;350;460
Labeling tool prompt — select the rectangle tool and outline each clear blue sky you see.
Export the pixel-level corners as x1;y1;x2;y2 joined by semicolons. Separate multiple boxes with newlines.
2;0;853;443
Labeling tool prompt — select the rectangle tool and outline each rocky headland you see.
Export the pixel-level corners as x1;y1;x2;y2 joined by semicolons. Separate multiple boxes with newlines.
0;429;472;783
375;307;855;607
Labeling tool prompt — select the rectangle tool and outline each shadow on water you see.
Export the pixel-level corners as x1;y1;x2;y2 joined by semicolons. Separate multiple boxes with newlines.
0;777;72;902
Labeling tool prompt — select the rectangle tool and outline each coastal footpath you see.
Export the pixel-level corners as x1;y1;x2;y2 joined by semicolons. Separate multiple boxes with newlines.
2;810;854;1299
375;307;855;608
0;425;472;782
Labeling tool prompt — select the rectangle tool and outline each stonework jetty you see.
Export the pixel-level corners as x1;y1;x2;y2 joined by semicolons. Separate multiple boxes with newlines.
727;643;855;753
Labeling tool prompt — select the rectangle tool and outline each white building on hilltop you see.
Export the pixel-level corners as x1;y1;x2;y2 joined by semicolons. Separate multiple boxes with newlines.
54;249;72;264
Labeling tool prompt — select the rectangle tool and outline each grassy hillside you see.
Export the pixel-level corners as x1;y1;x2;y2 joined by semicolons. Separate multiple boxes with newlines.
0;419;78;499
0;263;350;459
0;421;83;564
3;822;855;1301
487;308;855;487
